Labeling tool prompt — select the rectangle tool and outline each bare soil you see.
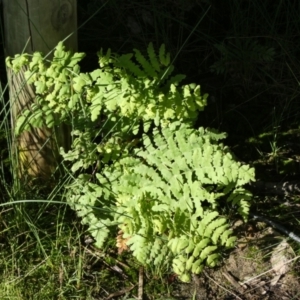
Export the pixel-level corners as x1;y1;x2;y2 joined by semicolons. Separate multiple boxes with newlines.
170;222;300;300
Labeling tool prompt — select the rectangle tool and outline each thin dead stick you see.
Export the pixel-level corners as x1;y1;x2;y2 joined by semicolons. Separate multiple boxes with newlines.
222;271;245;294
138;266;144;300
204;271;243;300
242;279;271;296
84;246;130;279
88;245;130;269
105;285;136;300
242;255;300;285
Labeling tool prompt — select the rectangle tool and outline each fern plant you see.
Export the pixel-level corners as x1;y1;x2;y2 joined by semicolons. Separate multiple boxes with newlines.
7;42;255;282
7;42;207;172
210;39;275;77
67;122;255;282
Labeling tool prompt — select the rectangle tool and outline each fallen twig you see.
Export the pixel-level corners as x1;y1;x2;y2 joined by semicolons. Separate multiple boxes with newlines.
105;285;136;300
138;266;144;300
204;270;243;300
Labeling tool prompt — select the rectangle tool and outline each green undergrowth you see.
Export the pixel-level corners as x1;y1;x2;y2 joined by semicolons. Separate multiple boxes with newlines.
1;0;300;298
0;204;149;299
0;192;181;299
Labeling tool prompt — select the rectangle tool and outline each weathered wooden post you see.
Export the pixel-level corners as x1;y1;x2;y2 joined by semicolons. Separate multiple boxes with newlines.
3;0;77;183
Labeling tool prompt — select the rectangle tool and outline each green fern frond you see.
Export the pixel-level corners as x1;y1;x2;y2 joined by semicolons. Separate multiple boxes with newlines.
147;42;161;72
159;44;170;66
89;122;255;281
134;48;158;78
117;53;146;77
211;39;275;76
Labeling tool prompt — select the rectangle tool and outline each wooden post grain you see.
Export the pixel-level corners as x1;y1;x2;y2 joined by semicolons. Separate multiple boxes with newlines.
3;0;77;182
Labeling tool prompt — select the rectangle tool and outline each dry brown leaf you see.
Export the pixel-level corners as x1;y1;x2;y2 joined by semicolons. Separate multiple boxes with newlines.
116;230;130;254
270;239;294;285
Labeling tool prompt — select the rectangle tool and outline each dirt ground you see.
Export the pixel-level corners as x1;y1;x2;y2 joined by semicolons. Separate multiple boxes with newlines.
170;221;300;300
